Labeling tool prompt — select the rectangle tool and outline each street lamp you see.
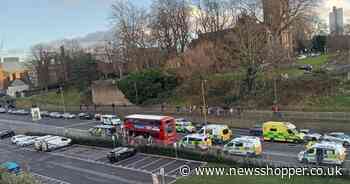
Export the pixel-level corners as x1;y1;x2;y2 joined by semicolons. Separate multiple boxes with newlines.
201;79;207;135
60;86;66;114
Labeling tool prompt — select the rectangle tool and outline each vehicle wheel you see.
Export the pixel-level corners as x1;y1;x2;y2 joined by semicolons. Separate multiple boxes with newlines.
343;142;349;147
301;158;308;164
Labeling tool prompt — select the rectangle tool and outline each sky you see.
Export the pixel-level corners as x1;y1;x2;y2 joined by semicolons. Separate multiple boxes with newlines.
0;0;150;52
0;0;349;52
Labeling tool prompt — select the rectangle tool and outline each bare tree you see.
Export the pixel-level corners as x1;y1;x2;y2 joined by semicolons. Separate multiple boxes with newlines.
111;0;154;75
195;0;236;34
151;0;192;54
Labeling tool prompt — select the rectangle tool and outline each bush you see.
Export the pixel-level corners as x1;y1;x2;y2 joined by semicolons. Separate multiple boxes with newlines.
0;171;39;184
118;69;178;104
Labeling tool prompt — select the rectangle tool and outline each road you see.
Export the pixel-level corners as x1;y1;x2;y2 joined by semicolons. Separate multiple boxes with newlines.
0;113;349;184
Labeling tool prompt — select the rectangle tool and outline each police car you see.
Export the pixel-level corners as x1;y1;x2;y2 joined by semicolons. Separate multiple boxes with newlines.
298;141;346;165
223;136;262;157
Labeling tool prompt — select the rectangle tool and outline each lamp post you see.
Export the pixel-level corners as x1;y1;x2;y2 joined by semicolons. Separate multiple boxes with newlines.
201;79;207;135
60;86;66;114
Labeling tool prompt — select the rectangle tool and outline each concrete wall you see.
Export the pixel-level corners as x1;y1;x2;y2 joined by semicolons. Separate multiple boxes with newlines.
91;80;132;106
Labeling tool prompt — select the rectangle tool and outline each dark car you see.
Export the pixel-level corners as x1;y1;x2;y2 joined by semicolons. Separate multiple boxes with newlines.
0;130;15;139
78;113;93;120
298;64;313;72
107;147;136;163
249;124;263;137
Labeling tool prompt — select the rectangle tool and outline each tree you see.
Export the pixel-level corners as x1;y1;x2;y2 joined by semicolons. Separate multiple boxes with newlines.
150;0;192;54
312;35;327;53
111;0;156;74
195;0;236;34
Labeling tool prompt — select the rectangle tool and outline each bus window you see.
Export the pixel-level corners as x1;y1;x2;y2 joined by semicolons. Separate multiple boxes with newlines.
270;128;277;132
165;120;175;134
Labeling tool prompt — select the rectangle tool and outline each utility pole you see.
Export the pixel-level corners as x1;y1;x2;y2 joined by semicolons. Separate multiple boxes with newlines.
60;86;66;114
134;82;139;104
201;79;207;135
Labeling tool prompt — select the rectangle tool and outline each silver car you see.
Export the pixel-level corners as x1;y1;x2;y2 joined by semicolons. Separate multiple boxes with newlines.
322;132;350;146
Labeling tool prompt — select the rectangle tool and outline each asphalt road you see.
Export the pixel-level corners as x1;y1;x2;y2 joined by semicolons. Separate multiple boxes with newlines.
0;112;350;184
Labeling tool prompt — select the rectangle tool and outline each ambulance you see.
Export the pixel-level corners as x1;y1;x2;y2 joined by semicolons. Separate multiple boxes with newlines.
178;133;212;150
298;141;347;165
199;124;232;144
263;121;304;143
223;136;262;157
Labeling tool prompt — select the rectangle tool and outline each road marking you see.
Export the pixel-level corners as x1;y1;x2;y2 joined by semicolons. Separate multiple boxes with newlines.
63;121;97;128
151;160;177;173
116;155;145;166
139;158;163;170
139;153;205;164
125;156;151;168
48;161;142;184
32;172;71;184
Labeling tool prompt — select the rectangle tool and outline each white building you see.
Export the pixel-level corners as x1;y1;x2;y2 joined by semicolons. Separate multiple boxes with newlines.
329;6;344;35
7;80;29;97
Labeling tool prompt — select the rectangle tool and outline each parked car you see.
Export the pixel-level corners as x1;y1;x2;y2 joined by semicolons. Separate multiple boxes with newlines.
11;135;35;144
300;129;322;141
322;132;350;147
175;118;196;133
0;129;15;139
78;113;93;120
16;109;30;115
297;54;307;60
107;147;137;163
249;124;263;137
49;112;62;119
35;136;72;152
15;136;39;147
94;113;102;121
16;135;52;147
0;162;21;175
62;113;76;119
0;107;7;113
40;111;50;117
298;64;313;72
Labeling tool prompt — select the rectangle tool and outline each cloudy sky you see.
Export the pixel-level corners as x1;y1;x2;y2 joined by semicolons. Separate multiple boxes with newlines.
318;0;350;23
0;0;349;51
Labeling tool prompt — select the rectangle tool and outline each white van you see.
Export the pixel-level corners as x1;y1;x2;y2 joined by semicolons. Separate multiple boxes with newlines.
41;137;71;152
298;141;347;165
34;136;60;151
101;115;122;126
223;136;262;157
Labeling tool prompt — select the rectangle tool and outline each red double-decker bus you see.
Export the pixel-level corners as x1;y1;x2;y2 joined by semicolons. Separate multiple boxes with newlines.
123;114;177;144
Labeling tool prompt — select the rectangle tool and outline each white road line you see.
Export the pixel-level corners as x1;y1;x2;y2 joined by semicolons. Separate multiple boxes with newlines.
139;158;163;170
125;157;150;168
151;160;177;173
166;165;184;176
139;153;205;164
32;172;71;184
116;155;145;166
63;121;97;128
48;161;141;184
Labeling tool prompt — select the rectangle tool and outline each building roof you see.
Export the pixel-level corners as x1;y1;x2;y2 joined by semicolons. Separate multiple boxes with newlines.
9;79;27;87
1;61;26;73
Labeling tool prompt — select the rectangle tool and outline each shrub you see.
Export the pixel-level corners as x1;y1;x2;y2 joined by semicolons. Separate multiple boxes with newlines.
118;69;178;104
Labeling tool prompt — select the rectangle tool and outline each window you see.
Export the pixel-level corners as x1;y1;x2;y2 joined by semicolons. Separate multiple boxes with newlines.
270;128;277;132
188;137;202;142
235;142;243;147
307;149;315;154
